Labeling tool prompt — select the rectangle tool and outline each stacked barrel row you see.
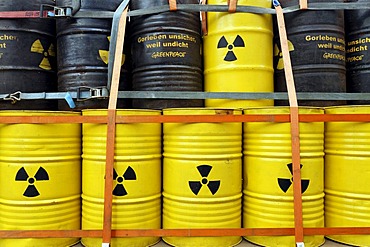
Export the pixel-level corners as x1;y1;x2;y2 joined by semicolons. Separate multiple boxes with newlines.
1;0;369;111
1;106;370;247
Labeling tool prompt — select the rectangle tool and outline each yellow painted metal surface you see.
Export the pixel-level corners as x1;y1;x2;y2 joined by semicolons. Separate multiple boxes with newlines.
325;106;370;246
81;109;162;247
204;0;274;108
0;111;81;247
243;107;325;247
162;108;242;247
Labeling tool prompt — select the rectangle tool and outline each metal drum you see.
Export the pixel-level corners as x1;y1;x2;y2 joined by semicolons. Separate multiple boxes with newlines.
81;109;161;247
130;0;203;109
56;0;131;110
0;111;81;247
325;106;370;246
345;0;370;104
162;108;242;247
204;0;274;108
274;0;346;106
0;0;57;110
243;107;325;247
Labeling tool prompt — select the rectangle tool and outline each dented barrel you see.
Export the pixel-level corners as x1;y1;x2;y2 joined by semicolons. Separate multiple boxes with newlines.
0;0;57;110
130;0;203;109
0;111;81;247
81;109;161;247
243;107;325;247
274;0;346;106
162;108;242;247
345;0;370;104
204;0;274;108
56;0;131;110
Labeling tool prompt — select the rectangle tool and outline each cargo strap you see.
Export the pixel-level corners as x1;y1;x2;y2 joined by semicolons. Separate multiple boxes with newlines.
0;87;108;108
102;0;129;246
0;2;368;19
274;0;304;246
0;5;73;18
2;91;370;102
200;0;208;36
168;0;178;11
300;0;308;9
227;0;238;13
40;4;73;17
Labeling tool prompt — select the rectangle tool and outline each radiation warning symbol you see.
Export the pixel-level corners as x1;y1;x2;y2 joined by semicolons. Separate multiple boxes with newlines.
113;166;137;196
189;165;221;195
274;40;295;70
30;39;55;71
217;35;245;62
278;163;310;194
15;167;49;197
99;36;125;66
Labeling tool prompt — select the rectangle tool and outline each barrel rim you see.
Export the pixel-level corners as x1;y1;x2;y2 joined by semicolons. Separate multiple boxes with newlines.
243;106;324;113
325;105;370;112
163;107;243;114
82;109;162;115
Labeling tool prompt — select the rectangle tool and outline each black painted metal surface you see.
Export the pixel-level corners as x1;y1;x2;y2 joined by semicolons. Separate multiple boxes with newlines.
130;0;203;109
345;0;370;104
0;0;57;110
56;0;131;110
274;0;346;106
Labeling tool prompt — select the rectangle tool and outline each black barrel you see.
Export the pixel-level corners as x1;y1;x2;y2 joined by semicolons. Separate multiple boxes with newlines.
345;0;370;104
56;0;131;110
274;0;346;106
0;0;57;110
130;0;203;109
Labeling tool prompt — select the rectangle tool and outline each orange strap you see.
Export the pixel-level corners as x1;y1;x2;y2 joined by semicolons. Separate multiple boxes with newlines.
300;0;308;9
169;0;177;11
102;6;128;246
227;0;238;13
201;0;208;36
274;3;304;245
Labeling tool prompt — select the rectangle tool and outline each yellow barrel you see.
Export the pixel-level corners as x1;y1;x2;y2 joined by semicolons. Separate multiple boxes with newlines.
0;111;81;247
243;107;325;247
81;109;161;247
325;106;370;246
203;0;274;108
163;108;242;247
